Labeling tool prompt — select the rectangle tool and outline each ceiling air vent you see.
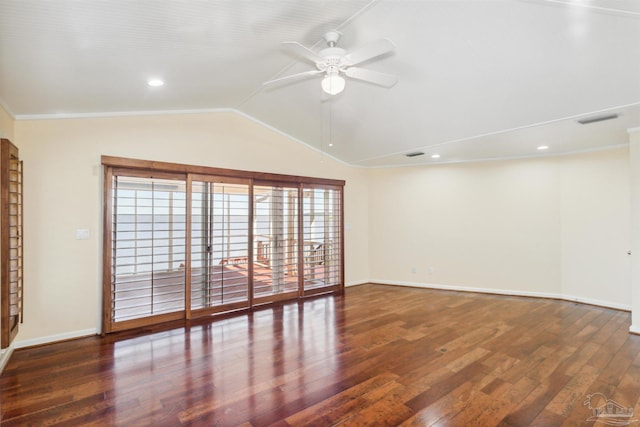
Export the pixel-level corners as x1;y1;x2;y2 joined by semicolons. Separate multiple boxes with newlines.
405;151;425;158
577;113;620;125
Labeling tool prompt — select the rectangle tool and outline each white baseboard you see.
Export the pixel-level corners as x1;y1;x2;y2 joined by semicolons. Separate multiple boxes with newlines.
0;345;14;374
560;295;631;312
14;328;98;349
630;325;640;335
370;280;632;312
345;280;369;288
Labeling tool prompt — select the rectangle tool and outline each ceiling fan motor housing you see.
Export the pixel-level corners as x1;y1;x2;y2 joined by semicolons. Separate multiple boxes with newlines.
316;48;347;71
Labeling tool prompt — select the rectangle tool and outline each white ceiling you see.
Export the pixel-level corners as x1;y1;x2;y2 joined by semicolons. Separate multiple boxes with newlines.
1;0;639;167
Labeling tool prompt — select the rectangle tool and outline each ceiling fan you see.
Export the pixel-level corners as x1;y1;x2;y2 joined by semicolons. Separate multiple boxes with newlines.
264;30;398;96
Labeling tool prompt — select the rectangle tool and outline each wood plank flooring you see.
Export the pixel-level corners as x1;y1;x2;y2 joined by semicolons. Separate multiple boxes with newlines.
1;284;639;426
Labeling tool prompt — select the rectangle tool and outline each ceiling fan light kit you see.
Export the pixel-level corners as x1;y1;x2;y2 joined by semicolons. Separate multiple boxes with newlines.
264;30;398;96
321;71;346;95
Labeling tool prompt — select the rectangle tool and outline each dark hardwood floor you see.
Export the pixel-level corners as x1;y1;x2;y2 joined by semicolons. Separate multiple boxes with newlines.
1;284;639;426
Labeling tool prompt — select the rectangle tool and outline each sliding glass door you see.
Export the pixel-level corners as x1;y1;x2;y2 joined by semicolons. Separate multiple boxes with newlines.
109;174;187;330
253;184;299;303
103;157;344;333
190;177;251;315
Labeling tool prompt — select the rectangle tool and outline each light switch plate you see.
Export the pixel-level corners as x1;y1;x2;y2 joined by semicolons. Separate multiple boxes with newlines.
75;229;90;240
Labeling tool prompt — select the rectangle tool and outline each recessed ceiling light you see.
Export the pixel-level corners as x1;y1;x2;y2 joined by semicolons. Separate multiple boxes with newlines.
431;154;441;159
147;79;164;87
537;145;549;151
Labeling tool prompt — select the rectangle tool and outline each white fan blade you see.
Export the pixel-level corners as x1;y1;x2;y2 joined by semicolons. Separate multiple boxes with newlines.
282;41;324;65
263;70;323;86
345;67;398;87
343;38;395;66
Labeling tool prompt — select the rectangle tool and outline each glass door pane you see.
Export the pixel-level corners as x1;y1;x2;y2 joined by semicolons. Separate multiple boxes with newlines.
253;185;299;299
191;180;250;311
111;176;187;323
302;187;341;291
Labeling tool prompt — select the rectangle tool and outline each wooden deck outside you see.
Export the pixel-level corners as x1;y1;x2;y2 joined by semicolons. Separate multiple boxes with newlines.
113;263;334;321
2;284;639;426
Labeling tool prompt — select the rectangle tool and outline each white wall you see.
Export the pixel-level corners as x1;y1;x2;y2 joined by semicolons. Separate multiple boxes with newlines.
14;111;370;345
368;158;563;295
368;148;631;309
560;148;631;309
0;105;14;141
630;129;640;333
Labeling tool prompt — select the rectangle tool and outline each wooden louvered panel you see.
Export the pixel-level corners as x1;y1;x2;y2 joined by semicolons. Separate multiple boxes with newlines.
1;139;22;349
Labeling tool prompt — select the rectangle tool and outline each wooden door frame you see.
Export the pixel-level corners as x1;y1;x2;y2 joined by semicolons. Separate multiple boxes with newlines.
101;156;345;334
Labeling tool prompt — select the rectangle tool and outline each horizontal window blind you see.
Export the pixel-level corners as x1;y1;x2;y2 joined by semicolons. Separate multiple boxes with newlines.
253;185;299;298
191;180;250;311
111;176;186;322
303;187;341;291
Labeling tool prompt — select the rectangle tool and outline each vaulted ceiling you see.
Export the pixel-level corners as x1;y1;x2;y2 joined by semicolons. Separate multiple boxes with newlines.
1;0;639;166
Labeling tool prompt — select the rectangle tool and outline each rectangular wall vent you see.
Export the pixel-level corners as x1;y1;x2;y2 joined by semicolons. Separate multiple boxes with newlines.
577;113;619;125
405;151;425;158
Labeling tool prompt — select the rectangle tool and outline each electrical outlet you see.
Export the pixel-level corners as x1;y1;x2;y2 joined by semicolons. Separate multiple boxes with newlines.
411;267;416;274
427;266;434;275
